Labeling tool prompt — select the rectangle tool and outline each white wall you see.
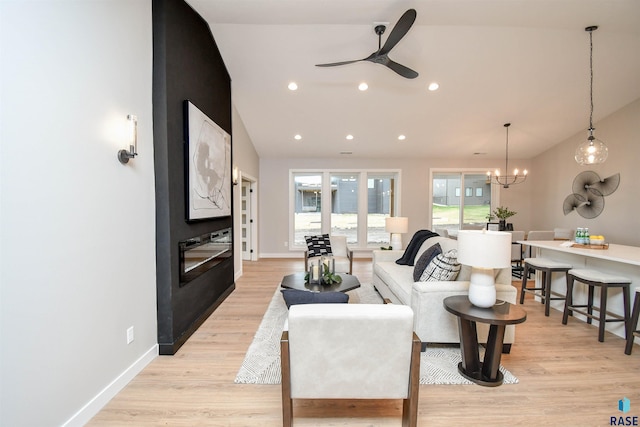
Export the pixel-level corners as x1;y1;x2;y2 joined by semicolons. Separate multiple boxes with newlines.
258;156;532;257
257;98;639;258
530;97;640;246
0;1;156;425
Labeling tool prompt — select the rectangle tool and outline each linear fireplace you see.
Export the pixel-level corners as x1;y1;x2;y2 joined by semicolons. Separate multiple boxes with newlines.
179;228;232;286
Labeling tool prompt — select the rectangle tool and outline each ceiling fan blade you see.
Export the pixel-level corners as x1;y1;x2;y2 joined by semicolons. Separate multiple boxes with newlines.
379;9;416;55
385;59;419;79
316;59;362;67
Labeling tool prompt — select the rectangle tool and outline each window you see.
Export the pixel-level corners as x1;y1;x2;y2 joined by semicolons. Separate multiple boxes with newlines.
331;174;358;244
291;170;399;248
293;173;322;246
431;171;495;233
367;174;396;245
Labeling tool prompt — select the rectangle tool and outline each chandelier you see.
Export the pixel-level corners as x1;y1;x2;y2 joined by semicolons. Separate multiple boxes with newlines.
575;26;608;165
487;123;527;188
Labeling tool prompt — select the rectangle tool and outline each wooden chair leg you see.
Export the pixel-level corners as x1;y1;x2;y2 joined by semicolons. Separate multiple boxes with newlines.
562;276;574;324
598;285;607;342
625;292;640;355
623;287;631;340
520;265;530;304
544;270;552;316
587;285;595;325
403;334;421;427
280;332;293;427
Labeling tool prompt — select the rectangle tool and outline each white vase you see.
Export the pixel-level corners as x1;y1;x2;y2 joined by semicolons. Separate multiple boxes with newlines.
468;267;497;308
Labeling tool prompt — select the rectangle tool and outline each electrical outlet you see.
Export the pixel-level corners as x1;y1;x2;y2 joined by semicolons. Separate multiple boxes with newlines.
284;241;288;247
126;326;134;344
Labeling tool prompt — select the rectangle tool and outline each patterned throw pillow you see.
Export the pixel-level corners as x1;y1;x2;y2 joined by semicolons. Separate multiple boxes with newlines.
419;249;461;282
305;234;332;258
413;243;442;281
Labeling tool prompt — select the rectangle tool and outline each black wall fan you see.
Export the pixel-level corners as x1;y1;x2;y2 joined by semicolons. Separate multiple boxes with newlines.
315;9;419;79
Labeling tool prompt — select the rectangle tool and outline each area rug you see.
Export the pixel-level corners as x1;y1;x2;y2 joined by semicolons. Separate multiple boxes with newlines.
234;282;519;385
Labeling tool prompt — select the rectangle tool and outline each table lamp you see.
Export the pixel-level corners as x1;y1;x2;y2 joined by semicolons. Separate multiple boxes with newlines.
385;217;409;250
457;230;511;308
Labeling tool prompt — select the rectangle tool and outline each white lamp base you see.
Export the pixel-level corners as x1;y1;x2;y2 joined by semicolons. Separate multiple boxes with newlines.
390;233;403;250
468;267;497;308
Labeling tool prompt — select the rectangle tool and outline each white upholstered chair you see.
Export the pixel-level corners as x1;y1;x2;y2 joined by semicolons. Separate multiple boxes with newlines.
304;235;353;274
280;304;421;427
554;228;574;241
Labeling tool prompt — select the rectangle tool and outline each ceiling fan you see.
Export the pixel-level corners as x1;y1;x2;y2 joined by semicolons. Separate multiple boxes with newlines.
315;9;419;79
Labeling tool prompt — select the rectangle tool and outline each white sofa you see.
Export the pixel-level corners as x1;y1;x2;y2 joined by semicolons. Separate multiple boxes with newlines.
372;235;518;352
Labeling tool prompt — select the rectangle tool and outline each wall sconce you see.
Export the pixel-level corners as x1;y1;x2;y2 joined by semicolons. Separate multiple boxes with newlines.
118;114;138;164
232;166;239;185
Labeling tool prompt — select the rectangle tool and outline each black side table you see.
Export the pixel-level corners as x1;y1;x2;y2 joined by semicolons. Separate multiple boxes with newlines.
444;296;526;386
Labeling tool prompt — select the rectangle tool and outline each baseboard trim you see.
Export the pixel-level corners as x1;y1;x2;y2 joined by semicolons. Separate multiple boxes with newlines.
62;344;158;427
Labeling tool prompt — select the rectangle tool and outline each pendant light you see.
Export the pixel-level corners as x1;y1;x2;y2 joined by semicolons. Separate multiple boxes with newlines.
487;123;527;188
575;26;608;165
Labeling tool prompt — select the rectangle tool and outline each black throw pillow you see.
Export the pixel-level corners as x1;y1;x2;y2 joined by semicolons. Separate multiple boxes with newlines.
281;289;349;309
413;243;442;281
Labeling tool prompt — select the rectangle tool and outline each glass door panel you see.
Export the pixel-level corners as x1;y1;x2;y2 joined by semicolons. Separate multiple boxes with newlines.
461;174;491;229
367;175;395;245
432;173;461;233
293;173;322;245
330;174;358;244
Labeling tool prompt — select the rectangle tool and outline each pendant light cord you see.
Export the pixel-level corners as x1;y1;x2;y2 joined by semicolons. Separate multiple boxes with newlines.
588;27;595;131
505;124;509;173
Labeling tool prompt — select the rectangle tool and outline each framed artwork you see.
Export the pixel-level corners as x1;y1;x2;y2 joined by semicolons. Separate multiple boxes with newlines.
184;100;232;220
486;222;500;231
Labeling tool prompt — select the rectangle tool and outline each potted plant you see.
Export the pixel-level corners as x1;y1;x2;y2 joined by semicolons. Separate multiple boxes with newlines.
492;206;517;231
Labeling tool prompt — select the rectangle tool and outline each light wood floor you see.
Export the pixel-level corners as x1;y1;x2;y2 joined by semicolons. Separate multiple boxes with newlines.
89;258;640;426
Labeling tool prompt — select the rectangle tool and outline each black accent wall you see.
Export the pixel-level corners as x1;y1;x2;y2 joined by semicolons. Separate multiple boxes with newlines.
152;0;234;355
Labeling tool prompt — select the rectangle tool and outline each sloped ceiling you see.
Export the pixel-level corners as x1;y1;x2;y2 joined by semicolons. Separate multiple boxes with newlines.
187;0;640;160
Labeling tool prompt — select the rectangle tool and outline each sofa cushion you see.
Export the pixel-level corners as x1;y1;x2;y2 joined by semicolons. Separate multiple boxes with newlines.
281;289;349;308
305;234;332;258
413;243;442;281
419;249;461;282
373;261;414;304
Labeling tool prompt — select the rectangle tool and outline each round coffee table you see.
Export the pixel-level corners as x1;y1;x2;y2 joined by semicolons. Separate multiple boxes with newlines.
280;272;361;293
443;295;526;386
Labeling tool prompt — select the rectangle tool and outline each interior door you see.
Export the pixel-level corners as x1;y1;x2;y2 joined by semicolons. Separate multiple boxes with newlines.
241;180;252;260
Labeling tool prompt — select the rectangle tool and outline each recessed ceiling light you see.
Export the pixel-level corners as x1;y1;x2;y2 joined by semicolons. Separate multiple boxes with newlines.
398;135;406;141
294;134;302;140
428;82;439;91
346;134;354;140
358;82;368;91
288;82;298;91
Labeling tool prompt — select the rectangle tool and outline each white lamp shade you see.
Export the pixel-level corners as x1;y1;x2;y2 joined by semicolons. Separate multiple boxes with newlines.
385;217;408;234
456;230;511;269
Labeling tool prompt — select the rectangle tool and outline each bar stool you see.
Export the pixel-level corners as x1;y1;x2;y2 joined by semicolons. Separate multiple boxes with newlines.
562;269;632;343
625;287;640;355
520;257;572;316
